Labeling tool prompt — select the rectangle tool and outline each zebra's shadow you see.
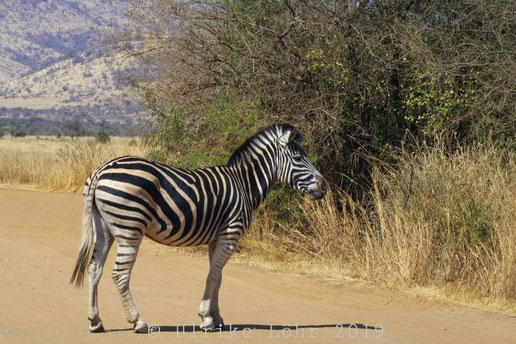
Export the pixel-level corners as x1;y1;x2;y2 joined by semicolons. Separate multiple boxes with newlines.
157;323;375;333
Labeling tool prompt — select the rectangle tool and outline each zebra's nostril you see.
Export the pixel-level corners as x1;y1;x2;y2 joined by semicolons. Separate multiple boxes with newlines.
316;175;327;193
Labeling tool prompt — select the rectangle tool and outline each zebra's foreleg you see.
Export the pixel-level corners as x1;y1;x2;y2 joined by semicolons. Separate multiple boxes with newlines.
208;241;224;328
88;208;113;333
199;240;237;330
111;237;147;333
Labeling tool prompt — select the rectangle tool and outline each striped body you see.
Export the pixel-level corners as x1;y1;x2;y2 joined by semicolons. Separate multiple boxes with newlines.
89;157;254;247
72;124;327;333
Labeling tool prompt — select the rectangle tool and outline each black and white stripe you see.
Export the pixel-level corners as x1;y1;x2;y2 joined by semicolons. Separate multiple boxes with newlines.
71;123;327;333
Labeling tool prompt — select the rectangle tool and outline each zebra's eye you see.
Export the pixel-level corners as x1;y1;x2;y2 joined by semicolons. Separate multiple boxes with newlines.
292;154;302;162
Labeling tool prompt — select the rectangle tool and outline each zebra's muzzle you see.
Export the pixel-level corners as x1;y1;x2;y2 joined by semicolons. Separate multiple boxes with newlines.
308;189;326;200
307;175;327;200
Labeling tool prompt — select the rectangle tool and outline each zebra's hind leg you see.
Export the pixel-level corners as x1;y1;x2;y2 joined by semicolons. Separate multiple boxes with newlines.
111;236;147;333
88;207;113;333
199;240;237;331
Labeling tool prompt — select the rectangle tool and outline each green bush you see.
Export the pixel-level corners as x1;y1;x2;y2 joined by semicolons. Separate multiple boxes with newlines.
144;97;265;168
10;126;26;138
94;129;111;144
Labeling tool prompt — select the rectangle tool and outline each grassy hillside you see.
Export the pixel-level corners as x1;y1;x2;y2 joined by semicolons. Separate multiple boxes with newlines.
0;49;134;106
0;48;148;135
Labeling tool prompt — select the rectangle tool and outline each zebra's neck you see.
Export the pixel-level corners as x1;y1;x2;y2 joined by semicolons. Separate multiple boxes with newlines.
228;142;278;210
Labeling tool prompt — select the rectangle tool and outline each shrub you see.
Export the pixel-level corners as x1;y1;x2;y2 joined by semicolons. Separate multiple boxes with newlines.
43;138;147;192
94;129;111;144
127;0;516;192
144;97;265;168
10;126;26;137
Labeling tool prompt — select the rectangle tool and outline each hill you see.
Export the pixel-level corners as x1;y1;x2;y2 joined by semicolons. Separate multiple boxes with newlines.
0;0;148;136
0;0;128;82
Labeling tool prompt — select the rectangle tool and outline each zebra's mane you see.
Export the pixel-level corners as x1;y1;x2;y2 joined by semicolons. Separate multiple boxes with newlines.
227;123;301;166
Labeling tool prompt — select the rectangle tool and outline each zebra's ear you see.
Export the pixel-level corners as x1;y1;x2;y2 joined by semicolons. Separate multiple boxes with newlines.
279;128;303;147
288;129;303;143
278;131;291;147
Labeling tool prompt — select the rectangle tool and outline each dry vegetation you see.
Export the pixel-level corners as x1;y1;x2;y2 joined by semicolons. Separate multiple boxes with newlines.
0;51;139;109
241;144;516;314
0;136;145;192
0;1;144;137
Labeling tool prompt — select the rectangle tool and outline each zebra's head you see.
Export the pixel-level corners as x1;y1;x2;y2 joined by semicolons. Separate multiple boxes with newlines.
275;126;327;200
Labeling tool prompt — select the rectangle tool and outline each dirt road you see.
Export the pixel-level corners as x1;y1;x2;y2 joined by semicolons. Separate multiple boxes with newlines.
0;189;514;344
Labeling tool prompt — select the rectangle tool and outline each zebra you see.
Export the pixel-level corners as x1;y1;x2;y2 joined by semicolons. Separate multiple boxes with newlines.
70;123;327;333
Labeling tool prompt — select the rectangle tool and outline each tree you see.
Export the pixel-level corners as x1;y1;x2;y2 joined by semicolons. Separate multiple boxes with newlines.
62;118;85;137
124;0;516;192
10;126;26;138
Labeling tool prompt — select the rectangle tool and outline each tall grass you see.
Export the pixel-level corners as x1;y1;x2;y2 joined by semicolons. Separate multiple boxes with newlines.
0;136;58;186
42;138;145;192
365;145;515;298
0;136;146;192
243;143;515;311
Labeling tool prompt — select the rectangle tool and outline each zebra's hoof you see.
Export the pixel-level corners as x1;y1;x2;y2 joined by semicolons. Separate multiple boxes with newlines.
200;316;214;331
213;315;225;330
134;319;148;334
89;322;105;333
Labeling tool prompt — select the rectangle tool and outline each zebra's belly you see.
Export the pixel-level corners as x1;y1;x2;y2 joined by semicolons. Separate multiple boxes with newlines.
144;220;216;247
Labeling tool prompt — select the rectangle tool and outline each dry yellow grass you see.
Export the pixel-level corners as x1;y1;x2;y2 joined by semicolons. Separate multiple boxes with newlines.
0;135;147;192
240;144;516;314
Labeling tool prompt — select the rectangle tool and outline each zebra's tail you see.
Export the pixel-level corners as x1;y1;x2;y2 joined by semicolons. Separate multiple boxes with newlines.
70;172;99;287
